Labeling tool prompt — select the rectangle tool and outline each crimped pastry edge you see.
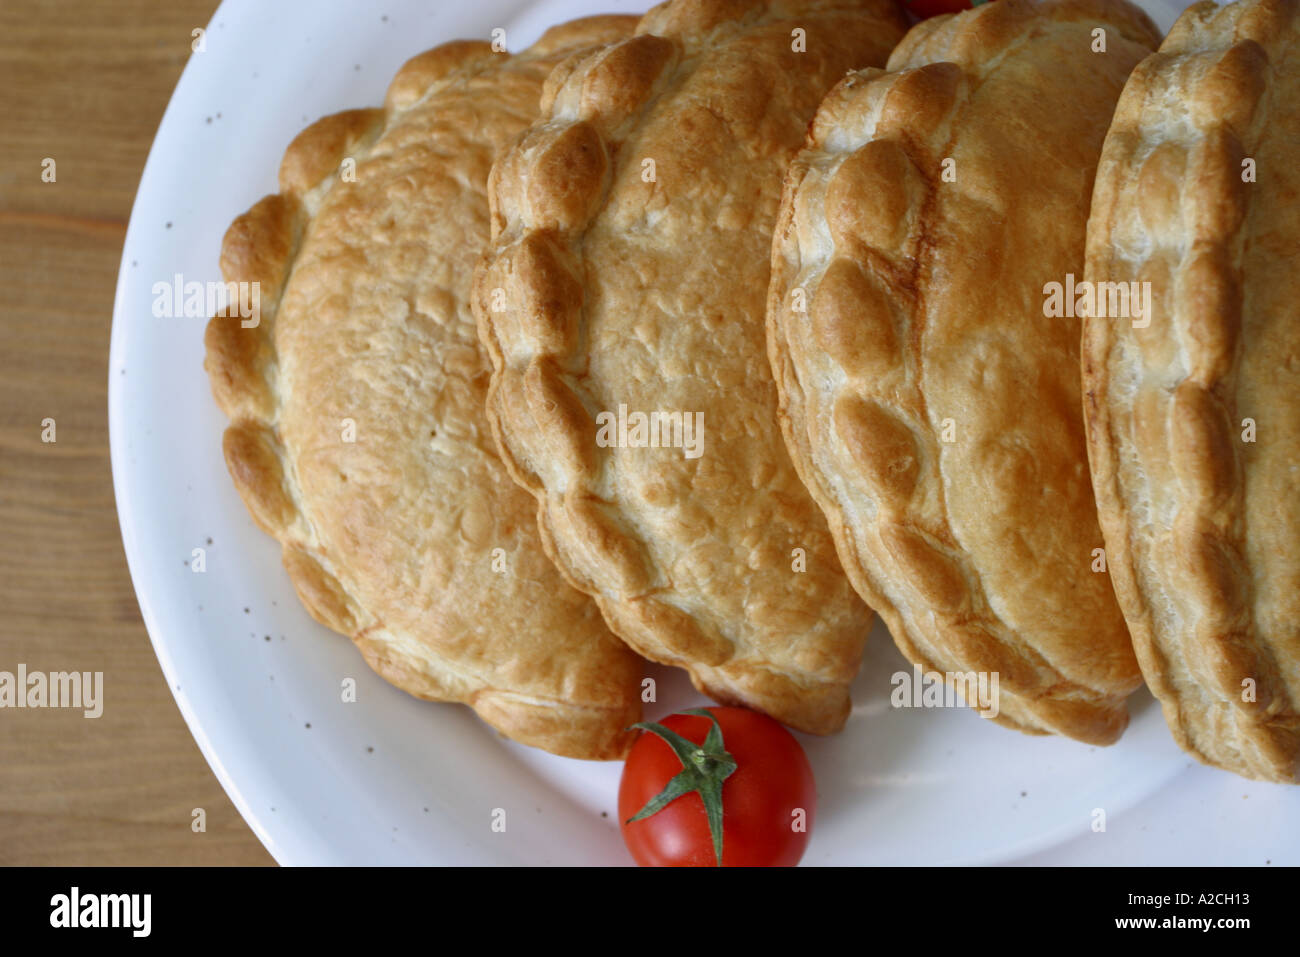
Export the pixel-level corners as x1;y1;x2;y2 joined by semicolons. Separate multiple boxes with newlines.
202;17;642;761
472;0;909;735
1083;0;1300;782
767;0;1160;745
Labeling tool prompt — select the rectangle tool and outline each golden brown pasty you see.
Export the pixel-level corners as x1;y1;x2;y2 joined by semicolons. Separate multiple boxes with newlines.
204;16;644;760
1084;0;1300;781
767;0;1160;744
473;0;907;735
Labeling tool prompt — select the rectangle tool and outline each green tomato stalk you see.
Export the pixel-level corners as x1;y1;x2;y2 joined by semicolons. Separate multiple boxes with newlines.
624;709;739;867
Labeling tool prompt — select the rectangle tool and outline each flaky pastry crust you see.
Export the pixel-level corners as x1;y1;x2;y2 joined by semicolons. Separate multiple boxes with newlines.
1084;0;1300;781
767;0;1161;744
204;16;644;760
473;0;907;735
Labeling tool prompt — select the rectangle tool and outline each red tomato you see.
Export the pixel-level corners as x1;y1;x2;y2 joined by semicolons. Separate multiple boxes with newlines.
906;0;994;21
618;707;816;867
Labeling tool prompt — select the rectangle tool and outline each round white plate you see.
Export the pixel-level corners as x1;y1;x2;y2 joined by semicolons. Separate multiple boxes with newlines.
110;0;1296;865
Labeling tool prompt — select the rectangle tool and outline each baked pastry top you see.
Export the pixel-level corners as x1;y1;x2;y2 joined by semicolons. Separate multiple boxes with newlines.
767;0;1161;744
474;0;907;735
204;16;644;761
1084;0;1300;781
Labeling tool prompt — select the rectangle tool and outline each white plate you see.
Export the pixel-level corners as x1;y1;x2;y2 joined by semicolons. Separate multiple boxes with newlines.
109;0;1297;865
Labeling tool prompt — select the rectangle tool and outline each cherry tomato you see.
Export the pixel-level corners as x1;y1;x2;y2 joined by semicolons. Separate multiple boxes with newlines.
618;706;816;867
906;0;995;21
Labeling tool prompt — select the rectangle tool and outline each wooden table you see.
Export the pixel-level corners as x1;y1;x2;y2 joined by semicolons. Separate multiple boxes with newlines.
0;0;273;864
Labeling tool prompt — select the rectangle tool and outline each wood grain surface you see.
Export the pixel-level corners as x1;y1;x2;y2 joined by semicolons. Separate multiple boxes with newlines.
0;0;273;865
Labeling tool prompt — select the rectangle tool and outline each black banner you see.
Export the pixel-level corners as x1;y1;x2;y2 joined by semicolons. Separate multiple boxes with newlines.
0;866;1284;942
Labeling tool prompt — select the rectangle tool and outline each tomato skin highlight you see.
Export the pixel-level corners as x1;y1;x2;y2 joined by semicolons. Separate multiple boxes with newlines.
617;707;816;867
